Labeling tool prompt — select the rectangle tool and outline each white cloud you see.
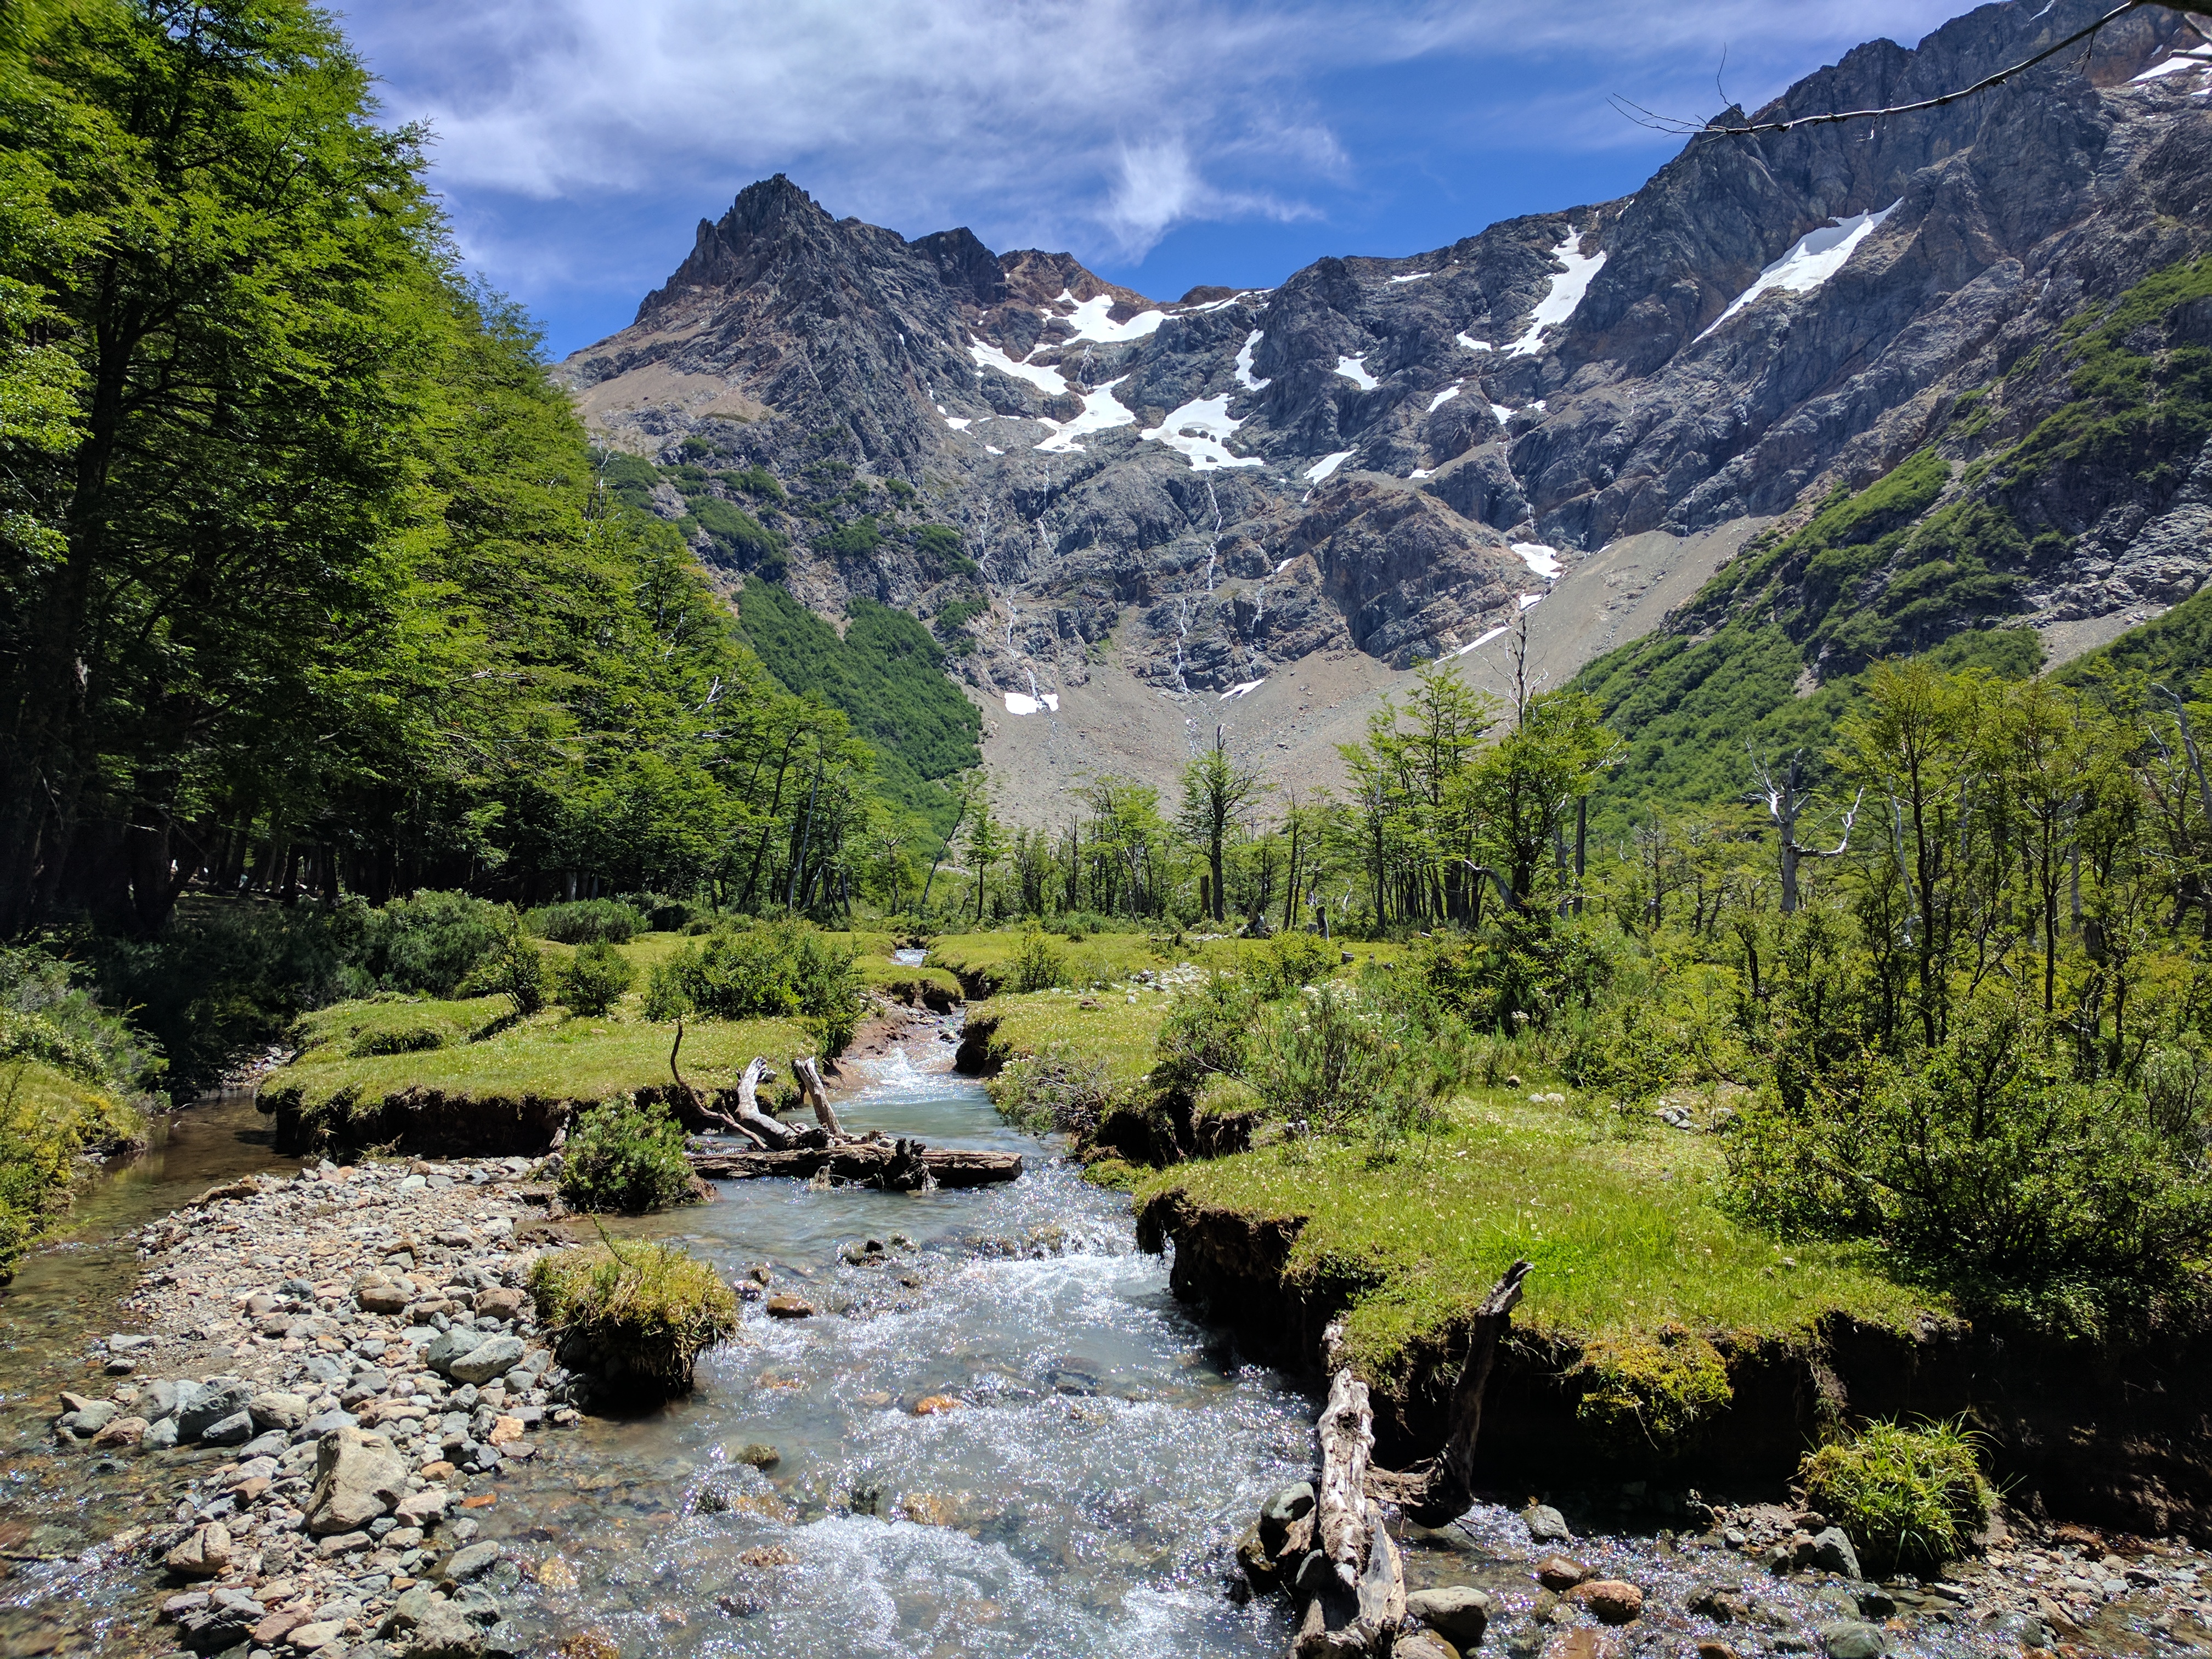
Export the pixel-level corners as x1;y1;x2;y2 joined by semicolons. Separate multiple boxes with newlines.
340;0;1973;329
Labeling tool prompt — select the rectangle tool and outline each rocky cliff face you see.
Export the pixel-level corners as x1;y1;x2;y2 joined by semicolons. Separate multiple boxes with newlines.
556;0;2210;805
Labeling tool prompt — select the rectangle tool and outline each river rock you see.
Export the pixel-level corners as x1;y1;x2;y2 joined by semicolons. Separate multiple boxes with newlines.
1408;1585;1494;1646
176;1594;258;1654
1818;1622;1887;1659
92;1415;148;1449
442;1540;501;1583
1801;1527;1862;1579
1566;1580;1645;1624
59;1397;118;1436
1525;1503;1573;1543
427;1326;490;1374
197;1408;254;1446
474;1286;524;1322
1535;1553;1589;1590
1544;1632;1619;1659
912;1394;961;1415
139;1378;188;1421
1687;1582;1751;1622
1397;1637;1459;1659
1235;1525;1281;1592
142;1415;178;1451
164;1521;233;1577
449;1334;526;1384
249;1390;310;1431
765;1293;813;1318
287;1620;348;1651
732;1442;780;1468
397;1487;452;1524
357;1278;410;1314
305;1424;409;1535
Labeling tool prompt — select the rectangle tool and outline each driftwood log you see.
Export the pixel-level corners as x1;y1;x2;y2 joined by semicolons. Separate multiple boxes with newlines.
1366;1259;1531;1527
1291;1335;1406;1658
732;1056;801;1150
691;1139;1022;1190
790;1056;844;1136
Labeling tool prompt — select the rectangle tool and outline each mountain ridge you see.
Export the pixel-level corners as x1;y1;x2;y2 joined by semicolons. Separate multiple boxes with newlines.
553;0;2209;822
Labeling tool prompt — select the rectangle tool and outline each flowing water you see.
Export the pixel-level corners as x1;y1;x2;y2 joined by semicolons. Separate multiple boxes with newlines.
487;1042;1310;1656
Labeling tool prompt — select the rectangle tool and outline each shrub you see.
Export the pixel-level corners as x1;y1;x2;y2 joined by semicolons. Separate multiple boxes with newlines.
652;921;862;1053
1152;971;1260;1099
1417;912;1614;1031
1246;984;1419;1137
0;946;160;1092
526;899;645;945
558;1098;695;1213
1250;931;1336;1000
1723;995;2212;1317
527;1237;737;1398
1012;924;1066;992
990;1043;1115;1138
623;893;696;932
363;889;501;996
1573;1328;1733;1455
558;942;636;1016
469;909;548;1017
1798;1419;1990;1572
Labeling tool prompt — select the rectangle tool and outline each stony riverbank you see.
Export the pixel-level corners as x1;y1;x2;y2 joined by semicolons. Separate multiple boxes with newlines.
48;1156;584;1659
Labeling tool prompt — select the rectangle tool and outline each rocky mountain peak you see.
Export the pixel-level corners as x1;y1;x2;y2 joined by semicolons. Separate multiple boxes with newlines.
559;0;2209;824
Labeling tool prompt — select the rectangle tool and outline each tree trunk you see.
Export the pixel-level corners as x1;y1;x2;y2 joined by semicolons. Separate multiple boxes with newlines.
1290;1337;1407;1658
1365;1260;1530;1527
732;1055;800;1149
789;1056;844;1136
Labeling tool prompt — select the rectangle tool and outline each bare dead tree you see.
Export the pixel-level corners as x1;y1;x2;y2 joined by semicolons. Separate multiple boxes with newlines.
1748;747;1865;913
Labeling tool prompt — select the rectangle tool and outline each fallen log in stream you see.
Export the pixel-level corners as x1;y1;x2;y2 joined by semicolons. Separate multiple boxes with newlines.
690;1140;1023;1190
1280;1259;1532;1657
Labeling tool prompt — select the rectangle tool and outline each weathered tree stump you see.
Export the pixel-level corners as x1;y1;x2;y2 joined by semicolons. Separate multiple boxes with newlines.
1365;1259;1531;1527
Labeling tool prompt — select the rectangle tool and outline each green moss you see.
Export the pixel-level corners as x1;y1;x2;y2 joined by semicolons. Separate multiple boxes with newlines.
0;1059;144;1278
1573;1327;1734;1455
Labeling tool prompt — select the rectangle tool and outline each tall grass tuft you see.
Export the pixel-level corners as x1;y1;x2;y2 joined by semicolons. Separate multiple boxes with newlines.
528;1234;737;1398
1798;1418;1990;1572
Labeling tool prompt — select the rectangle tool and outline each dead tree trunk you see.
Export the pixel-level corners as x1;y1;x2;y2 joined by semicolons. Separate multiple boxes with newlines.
790;1056;845;1137
1292;1330;1406;1657
733;1057;800;1150
1366;1259;1531;1527
664;1018;748;1136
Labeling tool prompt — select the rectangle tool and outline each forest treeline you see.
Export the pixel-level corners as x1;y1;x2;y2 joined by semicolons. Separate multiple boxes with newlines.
0;0;914;945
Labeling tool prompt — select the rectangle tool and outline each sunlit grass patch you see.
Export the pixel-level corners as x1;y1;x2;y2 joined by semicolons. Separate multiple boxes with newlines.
1138;1091;1939;1382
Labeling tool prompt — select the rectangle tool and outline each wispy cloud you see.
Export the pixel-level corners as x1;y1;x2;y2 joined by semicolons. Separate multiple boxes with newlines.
337;0;1976;346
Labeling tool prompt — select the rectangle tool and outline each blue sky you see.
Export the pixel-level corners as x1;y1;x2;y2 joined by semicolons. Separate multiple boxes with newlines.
337;0;1980;360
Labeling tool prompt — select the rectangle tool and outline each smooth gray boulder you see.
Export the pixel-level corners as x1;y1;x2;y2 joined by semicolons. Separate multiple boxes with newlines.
1408;1585;1495;1647
447;1335;524;1385
304;1425;409;1536
176;1379;251;1442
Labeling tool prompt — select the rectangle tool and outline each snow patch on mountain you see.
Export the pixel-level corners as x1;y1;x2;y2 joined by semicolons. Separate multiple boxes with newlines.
1427;382;1463;413
1505;228;1606;357
1235;330;1270;392
970;337;1067;395
1036;377;1135;454
1698;201;1903;341
1306;451;1355;482
1055;290;1166;345
1141;395;1263;471
1336;355;1379;390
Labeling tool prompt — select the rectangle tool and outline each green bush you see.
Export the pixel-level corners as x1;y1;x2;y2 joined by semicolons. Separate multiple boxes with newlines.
1152;971;1260;1099
526;899;645;944
1012;924;1066;992
652;921;862;1050
1246;984;1419;1137
467;909;548;1017
527;1236;737;1398
363;889;501;997
558;1097;696;1212
623;892;696;931
1250;932;1336;1000
1798;1419;1989;1572
990;1043;1115;1137
558;941;636;1016
1723;995;2212;1317
0;946;159;1092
